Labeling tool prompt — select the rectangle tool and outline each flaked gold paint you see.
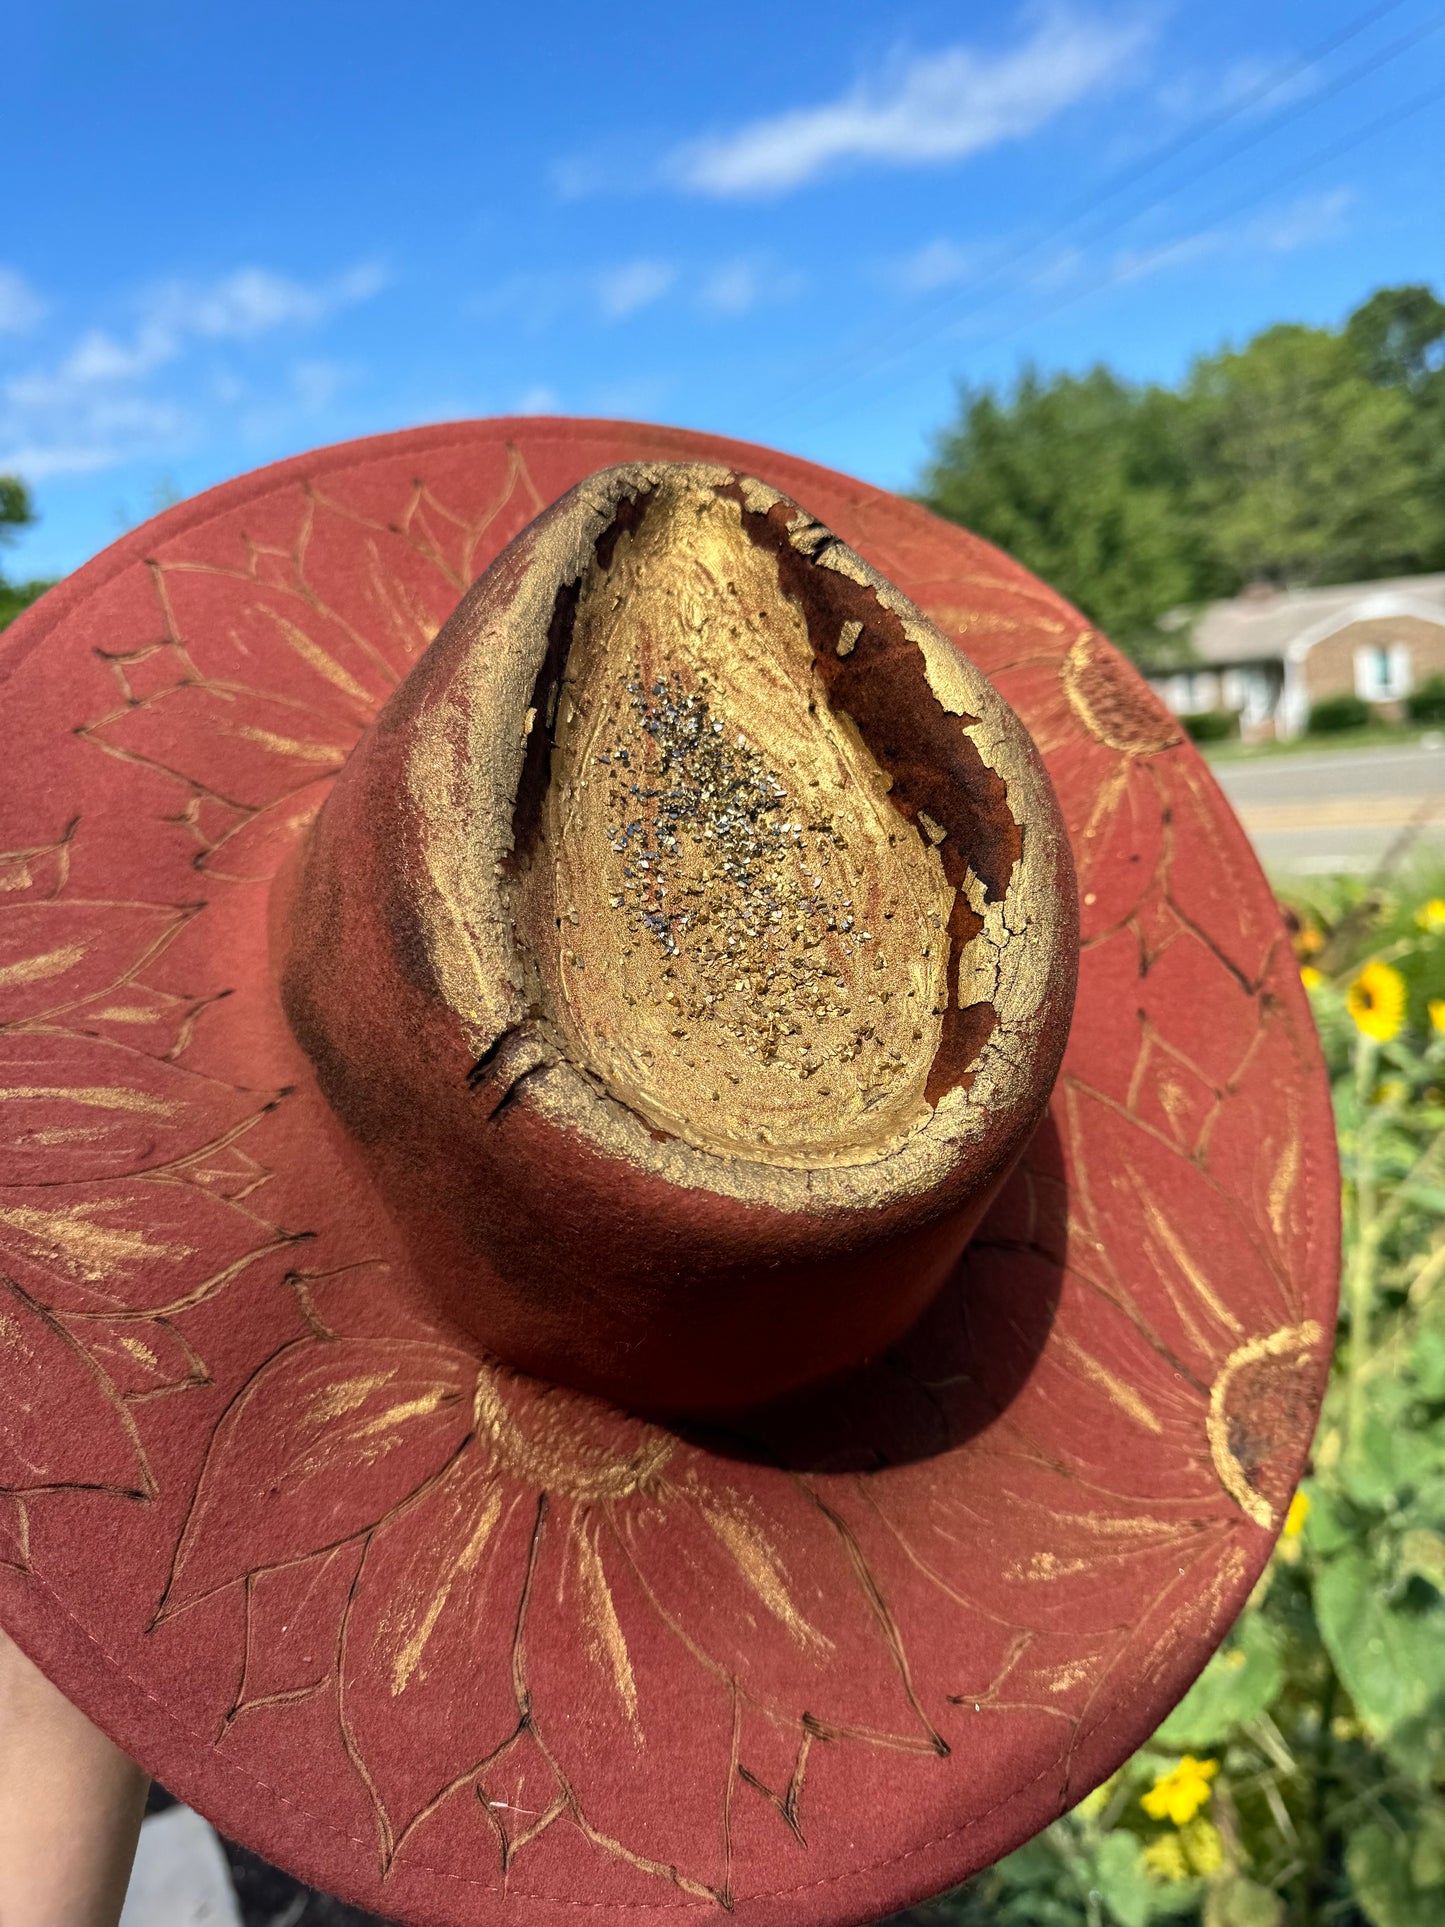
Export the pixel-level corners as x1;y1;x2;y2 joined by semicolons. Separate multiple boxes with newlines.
400;462;1073;1217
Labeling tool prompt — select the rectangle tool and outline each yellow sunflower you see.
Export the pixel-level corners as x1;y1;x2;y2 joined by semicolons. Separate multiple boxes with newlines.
1346;961;1406;1043
1415;898;1445;933
1142;1755;1219;1826
1142;1833;1190;1883
1300;965;1324;991
1430;998;1445;1035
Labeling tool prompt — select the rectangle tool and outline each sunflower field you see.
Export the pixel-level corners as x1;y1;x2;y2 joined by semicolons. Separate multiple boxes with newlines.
890;864;1445;1927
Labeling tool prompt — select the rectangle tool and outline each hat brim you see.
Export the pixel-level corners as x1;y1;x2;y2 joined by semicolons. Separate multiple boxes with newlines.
0;420;1337;1927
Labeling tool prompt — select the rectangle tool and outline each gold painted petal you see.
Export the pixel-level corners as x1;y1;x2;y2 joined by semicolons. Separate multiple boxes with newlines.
1156;756;1282;988
0;1034;270;1185
65;1315;207;1400
521;1500;740;1905
197;784;331;886
339;1452;538;1868
0;1278;153;1500
0;900;183;1026
86;684;350;812
157;1337;475;1619
158;573;395;729
1204;992;1337;1312
1062;1081;1297;1384
842;1445;1226;1652
0;1181;297;1315
611;1461;943;1753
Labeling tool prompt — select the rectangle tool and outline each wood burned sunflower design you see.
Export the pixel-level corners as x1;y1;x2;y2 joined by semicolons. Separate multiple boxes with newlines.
154;1340;963;1900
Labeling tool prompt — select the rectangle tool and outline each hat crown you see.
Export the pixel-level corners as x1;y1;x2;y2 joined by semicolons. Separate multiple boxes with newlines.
278;462;1078;1414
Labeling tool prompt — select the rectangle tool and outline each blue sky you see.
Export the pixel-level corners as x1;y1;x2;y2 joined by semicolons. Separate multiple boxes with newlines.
5;0;1444;580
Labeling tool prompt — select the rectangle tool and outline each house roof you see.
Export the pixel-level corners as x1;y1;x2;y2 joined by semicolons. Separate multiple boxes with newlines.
1185;572;1445;666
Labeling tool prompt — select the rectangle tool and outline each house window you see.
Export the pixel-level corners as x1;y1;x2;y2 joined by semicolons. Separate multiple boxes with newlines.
1354;642;1413;702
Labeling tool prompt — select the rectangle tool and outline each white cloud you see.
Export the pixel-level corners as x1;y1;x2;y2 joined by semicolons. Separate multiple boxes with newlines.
887;239;979;296
697;255;806;315
670;8;1152;197
596;259;676;321
1154;54;1320;126
0;269;47;335
1109;188;1357;287
0;261;386;481
1245;186;1355;255
149;262;387;342
0;443;118;479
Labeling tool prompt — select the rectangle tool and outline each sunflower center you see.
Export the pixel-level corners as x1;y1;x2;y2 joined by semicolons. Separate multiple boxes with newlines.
507;478;958;1164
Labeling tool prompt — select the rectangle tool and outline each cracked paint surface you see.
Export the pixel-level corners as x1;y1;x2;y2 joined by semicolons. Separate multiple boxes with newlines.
0;423;1338;1927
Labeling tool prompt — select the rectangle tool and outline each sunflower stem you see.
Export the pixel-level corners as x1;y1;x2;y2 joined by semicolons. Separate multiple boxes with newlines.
1346;1034;1379;1463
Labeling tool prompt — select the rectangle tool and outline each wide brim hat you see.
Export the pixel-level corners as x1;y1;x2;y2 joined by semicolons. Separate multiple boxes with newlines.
0;419;1337;1926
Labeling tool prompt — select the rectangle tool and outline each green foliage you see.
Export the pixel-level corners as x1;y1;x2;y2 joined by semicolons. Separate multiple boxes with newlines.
1182;711;1238;744
0;474;57;632
919;366;1215;651
919;284;1445;659
1406;675;1445;725
883;874;1445;1927
1184;324;1435;590
1308;693;1372;734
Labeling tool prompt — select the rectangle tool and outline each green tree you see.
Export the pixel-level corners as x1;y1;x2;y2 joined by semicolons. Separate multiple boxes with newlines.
919;367;1216;653
0;475;55;630
1183;322;1437;589
919;283;1445;659
1345;285;1445;574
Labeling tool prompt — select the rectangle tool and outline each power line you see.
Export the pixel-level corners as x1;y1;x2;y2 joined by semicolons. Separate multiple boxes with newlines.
826;64;1445;439
768;0;1440;428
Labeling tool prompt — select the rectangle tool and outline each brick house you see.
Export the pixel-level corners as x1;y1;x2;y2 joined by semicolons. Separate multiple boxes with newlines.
1144;572;1445;739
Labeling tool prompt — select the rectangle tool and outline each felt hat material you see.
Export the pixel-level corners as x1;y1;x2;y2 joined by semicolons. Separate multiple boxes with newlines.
0;420;1338;1927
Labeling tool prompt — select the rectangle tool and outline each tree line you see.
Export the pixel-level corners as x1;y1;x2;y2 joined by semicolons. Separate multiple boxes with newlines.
0;478;53;631
919;284;1445;660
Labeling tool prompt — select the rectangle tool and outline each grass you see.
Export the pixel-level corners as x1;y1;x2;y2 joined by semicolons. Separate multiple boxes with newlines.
1202;724;1445;763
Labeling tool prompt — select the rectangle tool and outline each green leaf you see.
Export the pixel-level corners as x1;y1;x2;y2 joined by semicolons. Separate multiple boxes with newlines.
1400;1529;1445;1594
1315;1550;1444;1740
1342;1417;1410;1509
1091;1832;1157;1927
1347;1820;1445;1927
1304;1486;1355;1555
1202;1875;1284;1927
1412;1806;1445;1889
1155;1612;1284;1748
1412;1326;1445;1401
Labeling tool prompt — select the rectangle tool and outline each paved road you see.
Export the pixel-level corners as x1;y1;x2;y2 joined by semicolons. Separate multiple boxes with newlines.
1208;740;1445;874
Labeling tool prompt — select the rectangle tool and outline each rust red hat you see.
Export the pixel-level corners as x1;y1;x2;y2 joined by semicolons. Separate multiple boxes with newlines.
0;419;1336;1927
